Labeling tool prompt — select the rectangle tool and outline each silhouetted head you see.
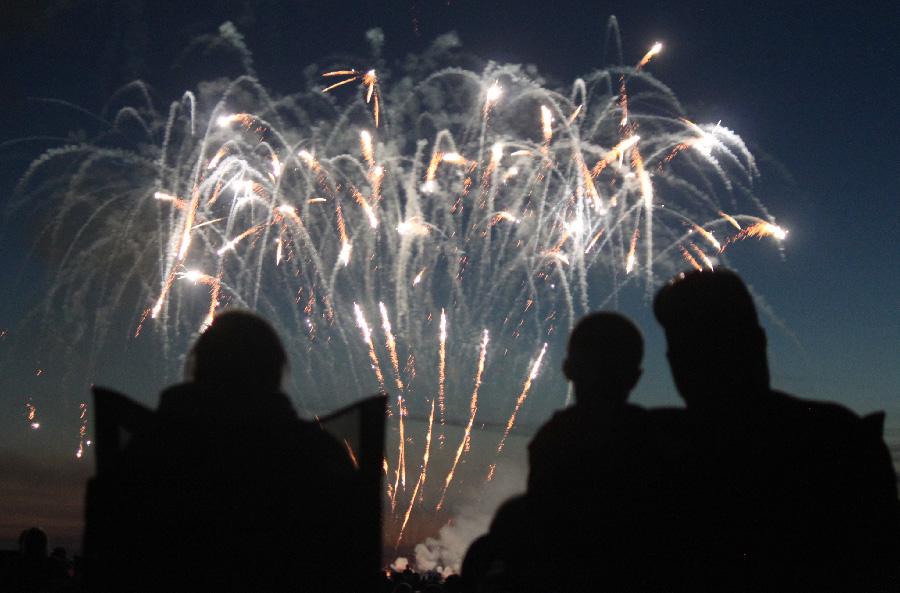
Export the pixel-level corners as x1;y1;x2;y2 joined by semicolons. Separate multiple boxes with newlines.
18;527;48;559
562;312;643;405
186;310;287;393
654;269;769;406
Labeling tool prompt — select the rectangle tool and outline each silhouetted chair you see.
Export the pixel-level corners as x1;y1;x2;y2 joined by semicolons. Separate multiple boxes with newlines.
318;393;389;585
84;386;387;592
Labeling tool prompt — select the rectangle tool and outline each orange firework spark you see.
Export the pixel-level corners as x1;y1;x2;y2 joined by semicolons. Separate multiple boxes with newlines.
379;302;404;392
625;227;640;274
719;211;743;230
343;439;360;469
484;80;502;115
689;223;722;251
722;221;788;250
153;192;187;209
680;245;703;272
322;68;381;127
590;135;641;177
566;104;583;126
217;224;265;255
75;402;88;459
335;204;352;266
25;400;40;430
360;130;375;167
351;187;379;229
493;343;548;467
437;329;489;510
689;243;715;270
540;105;554;145
353;303;385;391
584;228;605;254
637;42;663;70
175;186;202;262
437;309;447;429
396;398;435;548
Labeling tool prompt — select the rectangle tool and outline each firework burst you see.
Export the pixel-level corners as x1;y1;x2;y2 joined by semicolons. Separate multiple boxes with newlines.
12;22;787;551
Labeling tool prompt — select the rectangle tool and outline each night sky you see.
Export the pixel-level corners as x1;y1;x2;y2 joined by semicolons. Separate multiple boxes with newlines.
1;0;898;552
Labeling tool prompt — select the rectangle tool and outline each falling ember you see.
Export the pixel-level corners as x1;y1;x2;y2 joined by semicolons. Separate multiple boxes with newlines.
493;343;548;464
567;104;583;125
625;228;640;274
25;400;40;430
637;42;663;70
76;401;88;459
216;113;254;128
179;270;216;285
719;211;743;230
353;303;385;391
724;221;789;248
484;81;502;116
541;105;554;144
321;68;381;126
360;130;375;167
270;154;282;178
690;224;722;252
297;149;317;168
153;192;186;208
276;204;302;226
749;221;788;241
591;135;641;176
441;152;466;165
217;224;264;255
396;391;407;492
379;302;404;392
490;211;519;226
438;329;489;509
343;439;360;469
680;245;703;272
584;229;605;254
491;142;503;164
338;242;352;266
396;398;435;547
207;147;227;169
689;243;715;270
437;309;447;427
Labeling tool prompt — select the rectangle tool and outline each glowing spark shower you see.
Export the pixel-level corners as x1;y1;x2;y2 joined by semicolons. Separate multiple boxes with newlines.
14;26;787;550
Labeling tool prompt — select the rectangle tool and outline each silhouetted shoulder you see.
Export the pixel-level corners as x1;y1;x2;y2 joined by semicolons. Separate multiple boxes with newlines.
766;389;859;421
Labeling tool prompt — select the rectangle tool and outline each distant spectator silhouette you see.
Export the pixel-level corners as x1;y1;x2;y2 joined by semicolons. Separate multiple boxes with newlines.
1;527;70;592
467;312;683;592
654;269;900;592
92;311;367;592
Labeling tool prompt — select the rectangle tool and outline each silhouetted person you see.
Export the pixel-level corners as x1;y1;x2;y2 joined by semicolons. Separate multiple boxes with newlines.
654;269;900;592
4;527;70;592
527;312;645;492
97;311;366;592
467;313;683;592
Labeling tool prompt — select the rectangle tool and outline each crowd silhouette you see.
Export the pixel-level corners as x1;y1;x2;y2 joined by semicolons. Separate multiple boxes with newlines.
464;269;900;592
5;269;897;592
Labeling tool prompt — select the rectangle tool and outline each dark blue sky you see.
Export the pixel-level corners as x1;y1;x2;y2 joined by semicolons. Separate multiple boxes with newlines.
1;0;898;548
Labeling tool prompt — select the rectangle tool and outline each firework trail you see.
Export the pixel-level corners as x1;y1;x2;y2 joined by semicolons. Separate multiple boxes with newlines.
494;343;548;458
437;329;489;510
438;309;447;430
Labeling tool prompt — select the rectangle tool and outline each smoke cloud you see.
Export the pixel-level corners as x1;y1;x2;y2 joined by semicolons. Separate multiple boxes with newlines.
413;457;526;575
